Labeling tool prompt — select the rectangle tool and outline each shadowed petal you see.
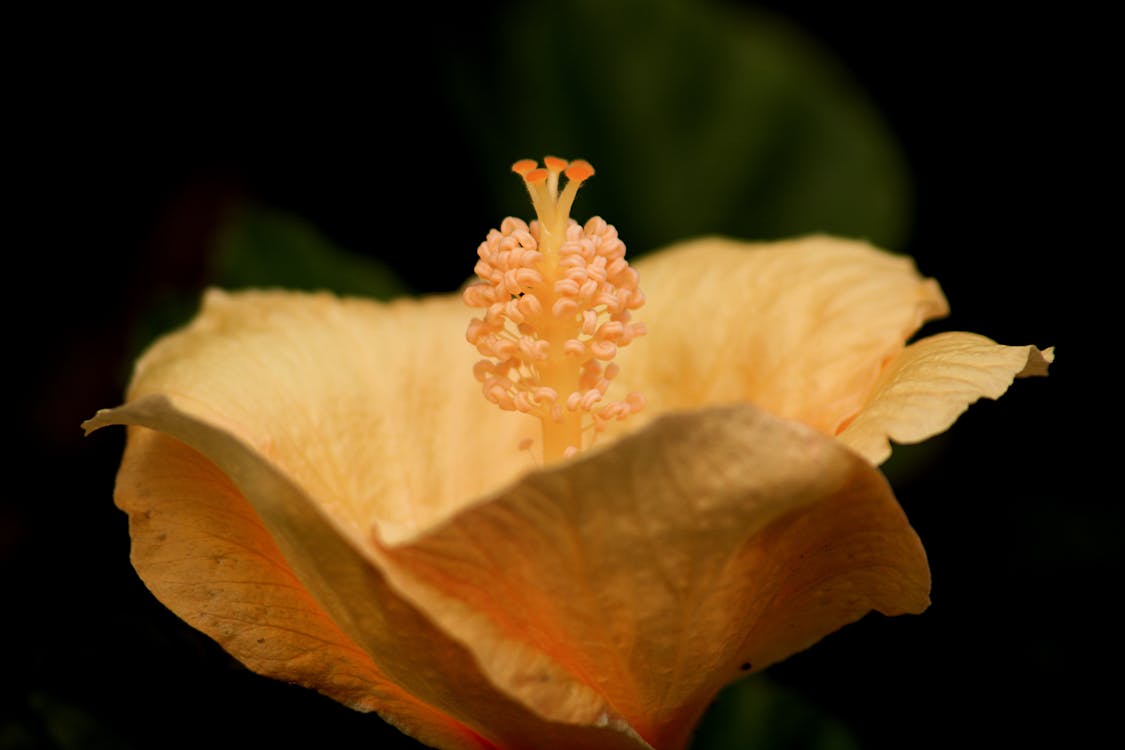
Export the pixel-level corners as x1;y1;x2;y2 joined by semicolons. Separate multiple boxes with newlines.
838;332;1054;464
371;403;930;750
115;425;491;750
87;397;654;750
616;236;948;436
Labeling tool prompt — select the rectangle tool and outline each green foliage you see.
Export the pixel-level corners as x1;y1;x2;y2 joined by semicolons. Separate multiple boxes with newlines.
127;204;409;363
1;692;128;750
212;204;408;298
690;674;861;750
444;0;911;254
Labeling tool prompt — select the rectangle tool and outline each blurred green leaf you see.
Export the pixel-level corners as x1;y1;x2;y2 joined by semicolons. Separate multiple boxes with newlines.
128;204;410;367
690;674;861;750
447;0;910;253
212;203;409;298
879;431;949;489
18;691;127;750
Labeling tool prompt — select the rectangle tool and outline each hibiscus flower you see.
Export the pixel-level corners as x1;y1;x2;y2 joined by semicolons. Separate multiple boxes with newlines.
84;157;1051;750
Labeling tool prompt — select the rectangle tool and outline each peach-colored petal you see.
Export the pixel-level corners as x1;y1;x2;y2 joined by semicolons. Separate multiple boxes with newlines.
87;397;653;750
84;286;929;748
838;331;1054;464
371;403;930;750
613;236;948;437
115;425;490;750
117;288;537;542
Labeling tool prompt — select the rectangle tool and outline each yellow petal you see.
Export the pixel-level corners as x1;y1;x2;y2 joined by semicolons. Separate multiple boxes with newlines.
86;286;928;748
117;288;538;542
837;331;1054;464
371;403;930;750
88;396;653;750
115;425;489;750
616;236;947;436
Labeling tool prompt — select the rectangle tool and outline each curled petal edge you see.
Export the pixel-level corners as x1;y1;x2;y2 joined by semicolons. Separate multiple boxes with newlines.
838;332;1054;465
621;235;951;436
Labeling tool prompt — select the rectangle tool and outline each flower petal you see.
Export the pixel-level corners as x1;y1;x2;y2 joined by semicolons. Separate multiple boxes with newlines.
616;236;948;436
114;425;489;750
87;397;654;750
115;288;538;542
370;403;930;750
837;331;1054;464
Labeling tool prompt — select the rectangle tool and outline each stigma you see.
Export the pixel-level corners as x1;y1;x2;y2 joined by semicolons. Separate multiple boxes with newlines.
463;157;647;462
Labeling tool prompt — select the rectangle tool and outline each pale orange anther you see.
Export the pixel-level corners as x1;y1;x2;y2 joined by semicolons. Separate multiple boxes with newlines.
564;339;586;357
524;168;548;184
590;340;617;360
552;297;579;318
472;360;493;382
565;160;595;182
580;389;602;410
511;159;537;176
581;310;598;335
534;387;558;403
544;156;569;172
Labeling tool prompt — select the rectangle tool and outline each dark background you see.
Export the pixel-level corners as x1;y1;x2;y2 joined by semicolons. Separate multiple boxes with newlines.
7;2;1100;748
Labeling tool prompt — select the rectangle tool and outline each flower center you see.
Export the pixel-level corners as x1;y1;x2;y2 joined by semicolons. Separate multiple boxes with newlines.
463;157;647;463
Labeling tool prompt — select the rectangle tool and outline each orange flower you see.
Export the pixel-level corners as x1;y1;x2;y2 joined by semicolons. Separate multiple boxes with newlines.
85;158;1050;750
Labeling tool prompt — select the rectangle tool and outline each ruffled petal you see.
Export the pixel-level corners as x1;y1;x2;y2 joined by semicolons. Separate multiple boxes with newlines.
615;236;948;437
116;288;537;542
86;397;653;750
837;332;1054;464
371;403;930;750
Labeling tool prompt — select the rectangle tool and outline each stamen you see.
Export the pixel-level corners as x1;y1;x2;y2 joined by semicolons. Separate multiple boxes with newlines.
464;157;646;463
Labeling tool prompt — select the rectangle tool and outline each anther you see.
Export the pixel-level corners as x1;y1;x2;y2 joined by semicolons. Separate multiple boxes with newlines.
555;279;580;297
552;298;578;318
564;339;585;357
581;310;599;336
590;340;616;360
